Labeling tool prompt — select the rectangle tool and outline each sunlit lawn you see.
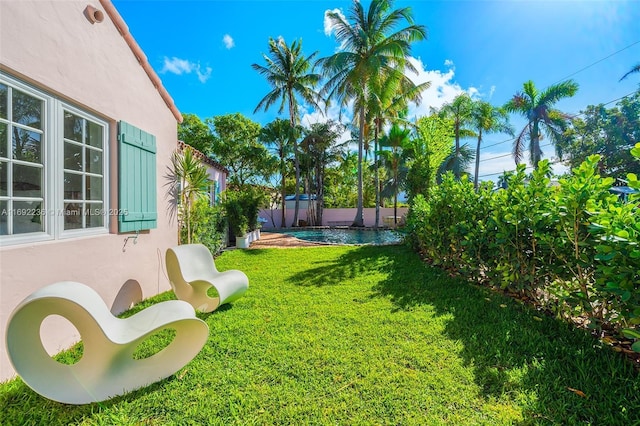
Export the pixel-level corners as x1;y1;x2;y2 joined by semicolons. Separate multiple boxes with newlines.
1;245;639;425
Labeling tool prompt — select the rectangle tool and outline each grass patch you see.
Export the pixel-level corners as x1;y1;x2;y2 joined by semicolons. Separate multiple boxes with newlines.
1;245;638;425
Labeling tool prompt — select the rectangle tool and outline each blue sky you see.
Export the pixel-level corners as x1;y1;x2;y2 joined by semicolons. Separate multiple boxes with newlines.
112;0;640;180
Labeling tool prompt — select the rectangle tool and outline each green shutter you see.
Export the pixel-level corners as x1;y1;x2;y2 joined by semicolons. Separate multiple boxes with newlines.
118;121;157;232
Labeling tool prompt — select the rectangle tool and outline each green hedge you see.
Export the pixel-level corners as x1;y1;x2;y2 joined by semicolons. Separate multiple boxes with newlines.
407;145;640;351
179;198;226;256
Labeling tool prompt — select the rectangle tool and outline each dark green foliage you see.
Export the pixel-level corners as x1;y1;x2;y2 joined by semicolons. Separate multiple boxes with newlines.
489;161;556;294
221;186;268;238
407;148;640;349
180;198;226;256
178;113;214;156
557;92;640;178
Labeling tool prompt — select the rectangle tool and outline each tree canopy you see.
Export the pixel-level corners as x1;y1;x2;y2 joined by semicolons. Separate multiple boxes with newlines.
207;113;270;186
557;91;640;178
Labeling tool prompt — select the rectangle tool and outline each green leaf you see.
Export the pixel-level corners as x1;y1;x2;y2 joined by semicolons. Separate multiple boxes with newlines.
622;328;640;339
594;252;615;261
616;230;630;239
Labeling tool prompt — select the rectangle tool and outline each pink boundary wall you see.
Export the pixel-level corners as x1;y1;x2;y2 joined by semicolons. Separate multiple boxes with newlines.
259;207;409;229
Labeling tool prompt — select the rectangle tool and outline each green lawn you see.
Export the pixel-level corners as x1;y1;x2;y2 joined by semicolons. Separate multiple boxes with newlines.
1;245;639;425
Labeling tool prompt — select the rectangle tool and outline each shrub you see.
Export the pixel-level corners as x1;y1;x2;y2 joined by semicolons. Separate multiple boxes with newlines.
406;147;640;349
222;185;268;240
179;198;226;256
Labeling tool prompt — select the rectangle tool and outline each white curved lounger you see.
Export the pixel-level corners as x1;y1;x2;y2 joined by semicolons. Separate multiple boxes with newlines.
5;281;209;405
166;244;249;313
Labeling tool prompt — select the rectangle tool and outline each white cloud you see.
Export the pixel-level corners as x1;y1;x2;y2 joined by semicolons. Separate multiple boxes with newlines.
444;59;454;68
161;57;194;75
323;8;345;36
488;85;496;99
161;56;211;83
223;34;235;49
196;66;212;83
406;57;478;118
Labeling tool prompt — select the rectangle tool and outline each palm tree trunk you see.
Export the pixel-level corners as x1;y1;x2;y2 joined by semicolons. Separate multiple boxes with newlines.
393;158;398;225
454;119;461;179
280;156;286;228
474;130;482;191
374;120;380;229
352;106;365;227
531;121;541;168
289;108;301;227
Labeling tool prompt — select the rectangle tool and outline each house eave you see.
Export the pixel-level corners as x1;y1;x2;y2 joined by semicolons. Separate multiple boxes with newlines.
99;0;183;123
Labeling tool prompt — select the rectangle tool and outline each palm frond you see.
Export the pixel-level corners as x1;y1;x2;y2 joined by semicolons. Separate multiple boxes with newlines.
620;63;640;81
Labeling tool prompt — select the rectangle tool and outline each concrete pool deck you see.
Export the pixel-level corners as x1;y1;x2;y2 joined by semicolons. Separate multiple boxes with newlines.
248;232;329;248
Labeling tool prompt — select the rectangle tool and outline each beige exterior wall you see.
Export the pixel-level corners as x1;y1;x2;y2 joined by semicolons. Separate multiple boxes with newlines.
0;1;179;381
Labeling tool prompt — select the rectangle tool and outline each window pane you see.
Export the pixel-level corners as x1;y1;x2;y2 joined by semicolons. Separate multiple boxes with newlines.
64;202;83;230
13;163;42;197
12;128;42;163
0;200;7;235
64;142;82;171
13;90;42;130
86;204;104;228
86;176;102;200
0;122;7;158
0;160;6;196
87;121;103;148
13;200;44;234
64;112;83;142
0;83;7;119
64;172;82;200
85;147;102;174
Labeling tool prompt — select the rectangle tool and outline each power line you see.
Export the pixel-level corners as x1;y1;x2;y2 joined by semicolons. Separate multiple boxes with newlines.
478;90;638;154
478;158;564;179
551;40;640;86
479;143;553;164
473;39;640;153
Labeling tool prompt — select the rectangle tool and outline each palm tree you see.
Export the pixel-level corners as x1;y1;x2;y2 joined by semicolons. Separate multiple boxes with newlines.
170;146;211;244
437;144;475;182
252;37;322;227
318;0;426;227
367;72;430;227
470;101;513;190
300;120;344;225
258;118;294;228
379;123;410;225
504;79;578;168
438;93;476;179
620;63;640;81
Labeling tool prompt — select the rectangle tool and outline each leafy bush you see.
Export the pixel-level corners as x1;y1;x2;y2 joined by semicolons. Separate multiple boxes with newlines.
407;146;640;351
179;198;226;256
222;185;268;239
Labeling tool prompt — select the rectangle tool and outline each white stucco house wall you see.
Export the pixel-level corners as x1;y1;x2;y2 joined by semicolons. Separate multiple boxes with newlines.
0;0;183;381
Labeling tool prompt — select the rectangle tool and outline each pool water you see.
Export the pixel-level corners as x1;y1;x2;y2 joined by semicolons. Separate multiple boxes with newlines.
284;228;403;245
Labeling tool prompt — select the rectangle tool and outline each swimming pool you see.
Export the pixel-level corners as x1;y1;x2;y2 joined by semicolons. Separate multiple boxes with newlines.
284;228;404;245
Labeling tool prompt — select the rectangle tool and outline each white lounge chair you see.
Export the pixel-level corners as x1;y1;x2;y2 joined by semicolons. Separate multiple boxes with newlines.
5;281;209;405
165;244;249;313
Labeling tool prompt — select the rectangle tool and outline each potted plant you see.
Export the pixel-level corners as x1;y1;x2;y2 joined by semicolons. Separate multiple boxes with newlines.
234;217;250;249
222;185;268;248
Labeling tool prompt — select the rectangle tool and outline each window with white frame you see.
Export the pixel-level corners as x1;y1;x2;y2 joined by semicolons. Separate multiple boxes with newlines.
0;73;108;245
